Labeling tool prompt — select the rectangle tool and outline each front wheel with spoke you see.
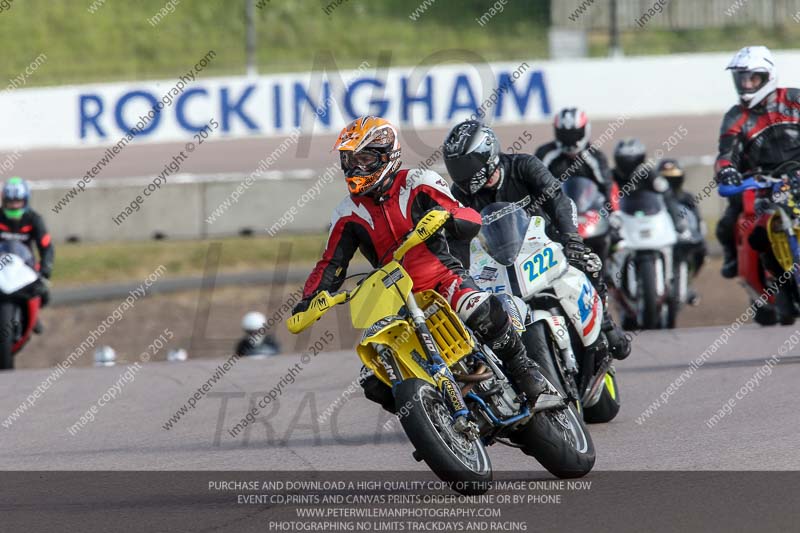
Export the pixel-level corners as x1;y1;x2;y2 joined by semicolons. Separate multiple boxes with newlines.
514;324;596;478
395;378;491;495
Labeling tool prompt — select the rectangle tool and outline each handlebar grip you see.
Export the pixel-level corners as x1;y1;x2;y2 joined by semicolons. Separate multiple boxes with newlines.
718;178;768;197
286;311;314;334
286;290;348;334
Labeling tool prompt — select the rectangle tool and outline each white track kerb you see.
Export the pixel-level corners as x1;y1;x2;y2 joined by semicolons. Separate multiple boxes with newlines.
1;265;167;430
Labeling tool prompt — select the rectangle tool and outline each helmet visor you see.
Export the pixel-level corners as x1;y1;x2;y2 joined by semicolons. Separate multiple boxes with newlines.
340;149;383;176
2;198;25;210
732;70;768;95
556;127;586;149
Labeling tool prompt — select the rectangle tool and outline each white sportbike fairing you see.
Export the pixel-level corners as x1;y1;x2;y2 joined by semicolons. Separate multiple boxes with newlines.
609;189;679;329
469;203;608;408
0;253;39;295
470;212;602;347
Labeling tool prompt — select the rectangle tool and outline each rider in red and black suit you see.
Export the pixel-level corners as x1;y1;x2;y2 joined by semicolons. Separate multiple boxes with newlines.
293;116;548;412
0;177;53;291
715;46;800;278
301;167;484;307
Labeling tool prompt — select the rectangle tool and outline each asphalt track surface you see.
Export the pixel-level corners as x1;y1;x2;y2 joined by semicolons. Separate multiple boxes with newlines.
3;323;800;471
5;114;721;181
2;323;800;531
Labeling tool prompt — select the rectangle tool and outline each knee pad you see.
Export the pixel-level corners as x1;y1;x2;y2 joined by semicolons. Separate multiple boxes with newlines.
458;292;508;341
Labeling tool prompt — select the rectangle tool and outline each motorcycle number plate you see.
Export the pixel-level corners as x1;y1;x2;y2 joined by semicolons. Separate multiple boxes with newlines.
517;245;559;294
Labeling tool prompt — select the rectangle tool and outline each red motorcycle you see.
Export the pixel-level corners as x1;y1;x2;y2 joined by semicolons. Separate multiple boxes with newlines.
0;241;45;370
562;176;612;263
719;162;800;326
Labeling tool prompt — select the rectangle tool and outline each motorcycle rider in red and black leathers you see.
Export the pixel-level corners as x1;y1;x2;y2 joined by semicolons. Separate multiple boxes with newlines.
715;46;800;279
444;120;631;364
0;178;53;316
291;116;548;413
535;107;613;198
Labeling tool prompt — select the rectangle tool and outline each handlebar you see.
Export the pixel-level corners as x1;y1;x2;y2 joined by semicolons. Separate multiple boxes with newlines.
286;209;452;335
719;162;800;197
718;177;773;197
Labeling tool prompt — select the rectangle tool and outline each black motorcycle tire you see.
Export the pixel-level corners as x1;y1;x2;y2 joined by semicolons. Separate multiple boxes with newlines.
514;322;596;478
775;279;797;326
583;370;621;424
639;256;661;329
395;378;492;495
0;302;16;370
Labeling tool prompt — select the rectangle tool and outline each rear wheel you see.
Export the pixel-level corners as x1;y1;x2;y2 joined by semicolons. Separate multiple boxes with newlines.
0;302;16;370
395;379;491;495
583;370;621;424
667;260;688;329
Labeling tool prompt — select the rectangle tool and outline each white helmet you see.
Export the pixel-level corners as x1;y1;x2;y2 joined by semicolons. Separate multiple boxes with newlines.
726;46;777;108
241;311;266;333
94;346;117;367
167;348;188;362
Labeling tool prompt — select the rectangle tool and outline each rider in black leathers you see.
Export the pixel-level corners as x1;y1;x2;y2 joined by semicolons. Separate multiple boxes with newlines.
444;120;631;362
658;159;706;305
535;107;613;197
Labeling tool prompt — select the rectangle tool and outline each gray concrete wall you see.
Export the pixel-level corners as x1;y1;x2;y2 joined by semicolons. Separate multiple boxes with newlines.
32;164;723;243
35;173;346;242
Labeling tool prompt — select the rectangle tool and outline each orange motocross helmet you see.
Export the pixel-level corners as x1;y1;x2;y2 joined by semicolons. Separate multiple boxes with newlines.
334;116;401;196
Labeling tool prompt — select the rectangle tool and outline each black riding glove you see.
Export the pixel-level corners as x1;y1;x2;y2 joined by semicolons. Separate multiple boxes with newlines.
292;297;312;315
563;233;587;270
717;167;742;187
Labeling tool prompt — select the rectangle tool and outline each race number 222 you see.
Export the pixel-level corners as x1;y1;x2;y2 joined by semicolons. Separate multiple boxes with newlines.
522;248;557;282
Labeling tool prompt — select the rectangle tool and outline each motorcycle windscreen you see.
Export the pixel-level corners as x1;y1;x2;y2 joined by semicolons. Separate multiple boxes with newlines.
563;176;602;213
478;202;531;266
0;253;38;294
619;190;665;216
0;241;35;268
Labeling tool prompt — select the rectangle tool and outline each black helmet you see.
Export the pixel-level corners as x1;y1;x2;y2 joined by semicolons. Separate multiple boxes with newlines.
554;107;590;155
657;158;685;190
614;138;646;180
443;120;500;194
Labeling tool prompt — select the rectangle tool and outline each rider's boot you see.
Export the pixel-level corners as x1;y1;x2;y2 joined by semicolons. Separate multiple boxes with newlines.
721;245;738;279
359;366;396;414
588;262;631;360
33;319;44;334
602;311;631;360
491;322;548;404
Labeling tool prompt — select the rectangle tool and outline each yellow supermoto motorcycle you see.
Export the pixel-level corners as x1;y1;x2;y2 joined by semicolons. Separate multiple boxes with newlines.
287;210;595;494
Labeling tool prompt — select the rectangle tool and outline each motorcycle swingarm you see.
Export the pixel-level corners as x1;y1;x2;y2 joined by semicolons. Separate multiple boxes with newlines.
581;358;613;407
